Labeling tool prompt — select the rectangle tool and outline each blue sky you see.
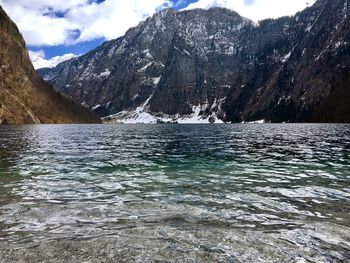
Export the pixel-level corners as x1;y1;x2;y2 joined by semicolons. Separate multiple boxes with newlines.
27;0;198;61
0;0;314;68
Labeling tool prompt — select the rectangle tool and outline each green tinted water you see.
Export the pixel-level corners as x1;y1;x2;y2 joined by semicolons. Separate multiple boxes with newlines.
0;124;349;262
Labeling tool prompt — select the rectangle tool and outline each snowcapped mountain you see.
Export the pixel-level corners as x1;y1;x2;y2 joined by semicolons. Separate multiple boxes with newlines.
38;0;350;123
29;51;78;70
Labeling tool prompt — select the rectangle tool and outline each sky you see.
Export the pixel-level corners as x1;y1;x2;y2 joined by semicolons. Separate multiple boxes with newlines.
0;0;315;69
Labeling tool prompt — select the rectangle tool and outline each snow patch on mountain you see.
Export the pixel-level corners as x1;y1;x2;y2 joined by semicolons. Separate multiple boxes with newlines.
153;76;161;85
281;52;292;63
99;69;111;78
103;104;225;124
29;51;77;69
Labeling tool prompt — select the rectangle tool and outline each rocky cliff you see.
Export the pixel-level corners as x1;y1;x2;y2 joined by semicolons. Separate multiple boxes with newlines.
38;0;350;123
0;6;100;124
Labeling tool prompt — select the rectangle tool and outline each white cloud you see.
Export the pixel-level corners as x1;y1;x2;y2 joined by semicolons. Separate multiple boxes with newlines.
0;0;316;48
66;0;172;43
29;50;77;69
0;0;172;46
184;0;316;22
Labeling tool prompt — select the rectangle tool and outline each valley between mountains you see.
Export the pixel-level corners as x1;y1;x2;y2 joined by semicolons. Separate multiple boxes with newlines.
0;0;349;125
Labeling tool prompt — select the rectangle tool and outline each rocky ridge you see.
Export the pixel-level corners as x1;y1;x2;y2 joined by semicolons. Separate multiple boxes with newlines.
39;0;350;123
0;6;99;124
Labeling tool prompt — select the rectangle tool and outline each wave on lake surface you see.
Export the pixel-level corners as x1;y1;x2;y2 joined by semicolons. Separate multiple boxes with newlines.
0;124;349;262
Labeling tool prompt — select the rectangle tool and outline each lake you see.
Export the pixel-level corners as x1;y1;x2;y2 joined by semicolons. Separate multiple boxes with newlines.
0;124;349;262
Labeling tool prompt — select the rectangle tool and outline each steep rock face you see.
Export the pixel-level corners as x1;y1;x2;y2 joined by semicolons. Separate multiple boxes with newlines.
39;8;252;121
233;0;350;122
0;6;99;124
39;0;350;123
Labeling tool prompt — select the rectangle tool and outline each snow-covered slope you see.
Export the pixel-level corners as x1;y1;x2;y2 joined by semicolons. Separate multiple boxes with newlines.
29;52;77;70
104;102;224;124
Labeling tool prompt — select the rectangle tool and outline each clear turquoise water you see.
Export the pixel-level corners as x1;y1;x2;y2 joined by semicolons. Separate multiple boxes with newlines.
0;124;349;262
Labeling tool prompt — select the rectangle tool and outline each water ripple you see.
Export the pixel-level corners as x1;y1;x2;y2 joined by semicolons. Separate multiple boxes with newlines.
0;124;349;262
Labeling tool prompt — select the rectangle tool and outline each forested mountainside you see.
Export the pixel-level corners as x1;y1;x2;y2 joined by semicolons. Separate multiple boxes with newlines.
0;6;99;124
38;0;349;123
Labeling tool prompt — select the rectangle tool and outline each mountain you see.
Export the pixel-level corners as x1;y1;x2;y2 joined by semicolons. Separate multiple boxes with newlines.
38;0;350;123
0;6;99;124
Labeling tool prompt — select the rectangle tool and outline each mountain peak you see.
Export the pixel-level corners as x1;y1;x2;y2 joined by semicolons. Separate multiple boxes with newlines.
38;1;350;123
